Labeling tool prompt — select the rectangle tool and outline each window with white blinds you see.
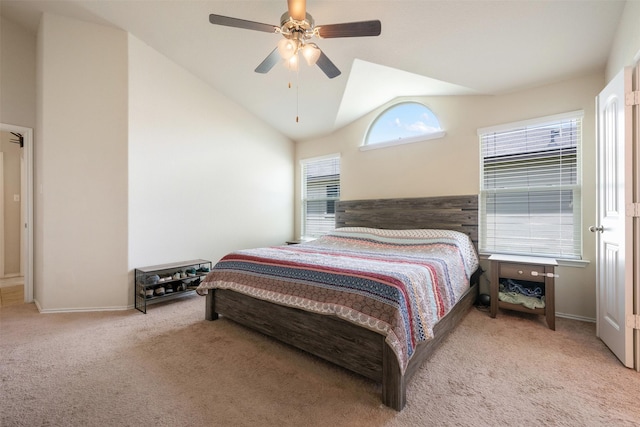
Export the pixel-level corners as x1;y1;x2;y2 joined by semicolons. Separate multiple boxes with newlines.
301;155;340;238
479;111;583;259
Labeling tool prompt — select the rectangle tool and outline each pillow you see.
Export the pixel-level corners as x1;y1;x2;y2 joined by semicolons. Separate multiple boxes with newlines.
329;227;467;240
322;227;480;275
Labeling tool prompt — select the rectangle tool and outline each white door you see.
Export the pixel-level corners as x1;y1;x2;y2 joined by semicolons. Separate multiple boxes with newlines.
594;67;634;368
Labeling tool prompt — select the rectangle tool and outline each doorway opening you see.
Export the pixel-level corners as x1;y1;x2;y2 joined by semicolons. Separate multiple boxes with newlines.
0;124;33;305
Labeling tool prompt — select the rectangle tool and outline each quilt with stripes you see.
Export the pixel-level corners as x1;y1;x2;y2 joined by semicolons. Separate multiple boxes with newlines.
197;227;479;373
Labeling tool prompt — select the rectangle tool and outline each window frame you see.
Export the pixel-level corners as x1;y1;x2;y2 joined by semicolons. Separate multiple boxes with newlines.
478;110;583;260
361;102;445;151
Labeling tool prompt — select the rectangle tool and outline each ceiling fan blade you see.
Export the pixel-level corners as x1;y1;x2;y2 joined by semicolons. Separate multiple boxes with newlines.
316;50;341;79
317;20;382;38
209;14;278;33
287;0;306;21
255;48;282;74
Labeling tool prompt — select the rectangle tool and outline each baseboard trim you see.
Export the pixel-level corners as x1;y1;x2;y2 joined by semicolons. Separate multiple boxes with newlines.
556;312;596;323
35;303;132;314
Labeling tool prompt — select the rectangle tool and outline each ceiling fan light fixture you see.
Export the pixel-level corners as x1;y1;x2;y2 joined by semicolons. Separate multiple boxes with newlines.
277;38;299;60
301;43;320;66
209;2;381;79
284;54;299;71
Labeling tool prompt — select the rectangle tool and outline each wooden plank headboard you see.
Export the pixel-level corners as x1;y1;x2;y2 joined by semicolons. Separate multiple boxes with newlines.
335;195;479;246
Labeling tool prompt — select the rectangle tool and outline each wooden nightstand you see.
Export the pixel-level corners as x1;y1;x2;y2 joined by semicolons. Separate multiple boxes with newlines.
489;254;557;330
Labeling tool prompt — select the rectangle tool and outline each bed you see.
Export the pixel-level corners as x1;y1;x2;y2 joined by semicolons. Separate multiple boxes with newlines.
197;195;480;410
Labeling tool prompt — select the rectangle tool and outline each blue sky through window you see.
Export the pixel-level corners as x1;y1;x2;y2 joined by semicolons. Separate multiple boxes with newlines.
366;102;443;145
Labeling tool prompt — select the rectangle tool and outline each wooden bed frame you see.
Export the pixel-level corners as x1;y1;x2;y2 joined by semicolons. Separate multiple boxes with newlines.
205;195;480;410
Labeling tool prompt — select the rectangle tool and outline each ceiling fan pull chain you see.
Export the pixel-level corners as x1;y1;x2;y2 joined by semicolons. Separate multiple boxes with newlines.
296;67;300;123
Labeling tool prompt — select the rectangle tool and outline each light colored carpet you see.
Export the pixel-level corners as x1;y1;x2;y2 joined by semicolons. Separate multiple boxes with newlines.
1;295;638;426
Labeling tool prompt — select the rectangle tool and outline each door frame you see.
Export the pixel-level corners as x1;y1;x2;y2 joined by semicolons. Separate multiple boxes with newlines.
0;123;33;303
634;52;640;372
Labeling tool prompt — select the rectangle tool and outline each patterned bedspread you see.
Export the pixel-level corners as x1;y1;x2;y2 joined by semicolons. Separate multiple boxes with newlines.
196;227;479;373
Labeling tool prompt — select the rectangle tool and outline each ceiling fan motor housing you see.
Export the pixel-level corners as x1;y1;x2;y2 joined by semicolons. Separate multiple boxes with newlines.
280;12;315;40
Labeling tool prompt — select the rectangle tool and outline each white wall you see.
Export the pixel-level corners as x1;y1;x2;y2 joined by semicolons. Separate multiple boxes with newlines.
36;14;129;311
8;12;294;312
0;16;36;129
606;0;640;80
128;36;294;290
296;73;604;321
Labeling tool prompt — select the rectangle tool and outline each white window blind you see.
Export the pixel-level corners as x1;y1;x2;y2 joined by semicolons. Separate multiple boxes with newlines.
479;112;582;259
302;155;340;238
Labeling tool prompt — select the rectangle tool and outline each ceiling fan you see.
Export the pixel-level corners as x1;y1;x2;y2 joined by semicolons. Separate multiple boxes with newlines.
209;0;381;79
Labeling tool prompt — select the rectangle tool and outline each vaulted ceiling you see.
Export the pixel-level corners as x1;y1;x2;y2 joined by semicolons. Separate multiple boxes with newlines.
1;0;627;142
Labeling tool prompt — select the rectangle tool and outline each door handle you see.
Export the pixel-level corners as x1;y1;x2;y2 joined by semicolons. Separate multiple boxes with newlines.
589;225;604;233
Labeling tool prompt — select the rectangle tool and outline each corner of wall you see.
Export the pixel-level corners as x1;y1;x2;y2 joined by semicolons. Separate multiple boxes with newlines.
605;0;640;81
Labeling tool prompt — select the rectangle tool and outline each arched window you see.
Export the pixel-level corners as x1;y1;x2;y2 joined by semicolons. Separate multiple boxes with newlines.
363;102;445;150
